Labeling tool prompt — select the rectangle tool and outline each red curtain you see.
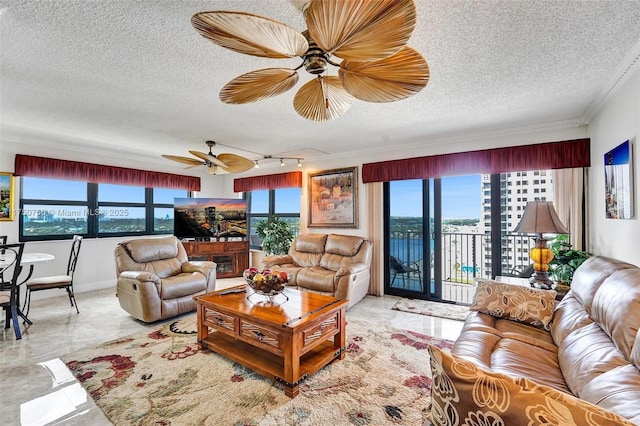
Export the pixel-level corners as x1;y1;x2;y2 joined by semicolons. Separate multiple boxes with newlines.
233;171;302;192
14;154;200;191
362;139;590;183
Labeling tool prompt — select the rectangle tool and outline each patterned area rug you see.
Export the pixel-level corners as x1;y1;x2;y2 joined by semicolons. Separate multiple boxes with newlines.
392;298;470;321
61;315;453;425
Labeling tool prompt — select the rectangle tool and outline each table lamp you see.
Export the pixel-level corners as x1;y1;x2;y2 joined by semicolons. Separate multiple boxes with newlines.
513;201;569;290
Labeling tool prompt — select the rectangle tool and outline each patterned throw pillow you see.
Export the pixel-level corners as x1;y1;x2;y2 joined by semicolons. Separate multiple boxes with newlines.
470;279;556;330
427;345;635;426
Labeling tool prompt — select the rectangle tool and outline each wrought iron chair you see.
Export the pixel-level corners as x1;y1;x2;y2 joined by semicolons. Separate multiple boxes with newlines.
23;235;83;317
503;264;535;279
390;255;422;285
0;236;7;290
0;242;26;339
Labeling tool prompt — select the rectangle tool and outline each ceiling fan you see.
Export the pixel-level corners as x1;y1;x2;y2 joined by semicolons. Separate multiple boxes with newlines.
191;0;429;122
162;140;255;174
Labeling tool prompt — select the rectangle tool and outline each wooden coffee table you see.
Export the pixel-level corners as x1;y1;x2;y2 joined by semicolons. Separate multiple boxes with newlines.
194;286;348;397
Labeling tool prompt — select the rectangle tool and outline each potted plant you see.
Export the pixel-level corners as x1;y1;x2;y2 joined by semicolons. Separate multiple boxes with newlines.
255;217;296;256
548;234;592;286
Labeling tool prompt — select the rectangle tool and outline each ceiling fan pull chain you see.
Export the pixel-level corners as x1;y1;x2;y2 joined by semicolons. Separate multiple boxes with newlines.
320;75;329;109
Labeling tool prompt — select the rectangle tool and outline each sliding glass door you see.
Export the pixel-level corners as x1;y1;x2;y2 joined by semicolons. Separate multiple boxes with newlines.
384;176;484;303
386;179;433;296
384;170;555;304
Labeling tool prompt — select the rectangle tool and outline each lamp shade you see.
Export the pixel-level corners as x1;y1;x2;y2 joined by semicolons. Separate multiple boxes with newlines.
513;201;569;235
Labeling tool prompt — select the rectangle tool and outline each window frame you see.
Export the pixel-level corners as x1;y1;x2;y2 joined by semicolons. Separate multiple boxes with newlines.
19;178;188;241
245;188;301;250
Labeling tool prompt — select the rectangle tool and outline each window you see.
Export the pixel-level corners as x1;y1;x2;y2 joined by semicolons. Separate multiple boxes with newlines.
20;177;187;240
153;188;183;233
246;188;301;249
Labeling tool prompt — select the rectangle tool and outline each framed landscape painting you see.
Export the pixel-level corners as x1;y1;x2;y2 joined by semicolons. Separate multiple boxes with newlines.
0;172;15;221
604;140;634;219
308;167;358;228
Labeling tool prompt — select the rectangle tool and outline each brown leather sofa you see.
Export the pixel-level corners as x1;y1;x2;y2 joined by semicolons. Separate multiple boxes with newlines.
114;236;216;322
436;256;640;425
262;233;372;309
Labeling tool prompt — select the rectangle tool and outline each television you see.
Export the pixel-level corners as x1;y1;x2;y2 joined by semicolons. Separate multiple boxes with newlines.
173;198;247;240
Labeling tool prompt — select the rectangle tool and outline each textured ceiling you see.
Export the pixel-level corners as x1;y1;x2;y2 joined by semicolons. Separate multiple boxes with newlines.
2;0;640;173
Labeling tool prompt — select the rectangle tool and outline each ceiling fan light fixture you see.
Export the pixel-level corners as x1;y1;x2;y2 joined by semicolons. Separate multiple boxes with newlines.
302;30;328;75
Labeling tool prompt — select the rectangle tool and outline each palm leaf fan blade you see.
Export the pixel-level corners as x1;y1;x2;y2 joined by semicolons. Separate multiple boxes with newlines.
305;0;416;61
161;155;204;166
192;11;309;58
339;46;429;102
220;68;299;104
216;154;255;173
293;76;354;121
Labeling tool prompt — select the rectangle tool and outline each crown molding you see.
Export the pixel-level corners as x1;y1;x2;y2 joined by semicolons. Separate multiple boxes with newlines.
580;39;640;124
315;118;586;163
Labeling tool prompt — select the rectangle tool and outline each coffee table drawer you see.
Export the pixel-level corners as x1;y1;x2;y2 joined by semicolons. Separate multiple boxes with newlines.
204;309;236;332
302;313;339;349
240;320;281;351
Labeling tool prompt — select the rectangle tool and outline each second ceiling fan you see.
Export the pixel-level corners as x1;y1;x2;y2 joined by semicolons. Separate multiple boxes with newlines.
192;0;430;122
162;140;255;174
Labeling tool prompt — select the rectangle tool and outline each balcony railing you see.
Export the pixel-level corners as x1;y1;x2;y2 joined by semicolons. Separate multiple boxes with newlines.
389;231;536;304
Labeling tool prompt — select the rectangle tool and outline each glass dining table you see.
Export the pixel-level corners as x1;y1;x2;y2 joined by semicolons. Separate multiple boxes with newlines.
1;252;55;324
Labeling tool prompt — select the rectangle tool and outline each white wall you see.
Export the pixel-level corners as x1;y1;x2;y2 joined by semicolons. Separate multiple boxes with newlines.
587;67;640;265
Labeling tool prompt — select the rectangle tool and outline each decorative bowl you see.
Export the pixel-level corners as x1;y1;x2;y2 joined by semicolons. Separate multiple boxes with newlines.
243;267;290;296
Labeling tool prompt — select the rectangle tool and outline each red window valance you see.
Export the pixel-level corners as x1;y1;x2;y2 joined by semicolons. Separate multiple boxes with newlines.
14;154;200;191
362;139;590;183
233;171;302;192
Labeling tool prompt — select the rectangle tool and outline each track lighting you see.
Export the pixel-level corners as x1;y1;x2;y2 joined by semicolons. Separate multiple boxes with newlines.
252;156;304;168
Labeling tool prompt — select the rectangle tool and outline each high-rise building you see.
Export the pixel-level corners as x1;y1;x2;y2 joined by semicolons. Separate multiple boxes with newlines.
479;170;554;276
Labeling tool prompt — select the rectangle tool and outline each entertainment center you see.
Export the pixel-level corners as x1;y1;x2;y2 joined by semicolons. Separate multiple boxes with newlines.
182;240;249;278
173;197;249;278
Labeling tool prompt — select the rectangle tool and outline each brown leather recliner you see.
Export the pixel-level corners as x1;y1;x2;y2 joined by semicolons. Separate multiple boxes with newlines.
262;233;372;309
114;236;216;322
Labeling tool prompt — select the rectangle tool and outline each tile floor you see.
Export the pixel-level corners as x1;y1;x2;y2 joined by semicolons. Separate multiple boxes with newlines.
0;279;464;426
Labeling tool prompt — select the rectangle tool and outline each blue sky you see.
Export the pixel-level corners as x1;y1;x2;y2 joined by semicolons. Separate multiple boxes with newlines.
390;175;481;219
23;176;481;220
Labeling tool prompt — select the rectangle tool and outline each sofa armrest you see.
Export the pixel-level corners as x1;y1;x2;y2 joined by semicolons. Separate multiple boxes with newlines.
182;261;215;277
116;273;162;322
335;262;368;277
118;270;160;284
263;254;293;268
182;261;216;292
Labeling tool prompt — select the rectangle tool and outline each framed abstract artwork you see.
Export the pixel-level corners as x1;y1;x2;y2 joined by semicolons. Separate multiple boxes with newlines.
0;172;15;221
604;140;634;219
308;167;358;228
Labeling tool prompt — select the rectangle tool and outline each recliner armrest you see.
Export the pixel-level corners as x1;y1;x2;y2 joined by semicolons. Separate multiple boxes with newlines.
263;254;294;267
336;262;368;277
182;261;216;277
118;270;160;284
